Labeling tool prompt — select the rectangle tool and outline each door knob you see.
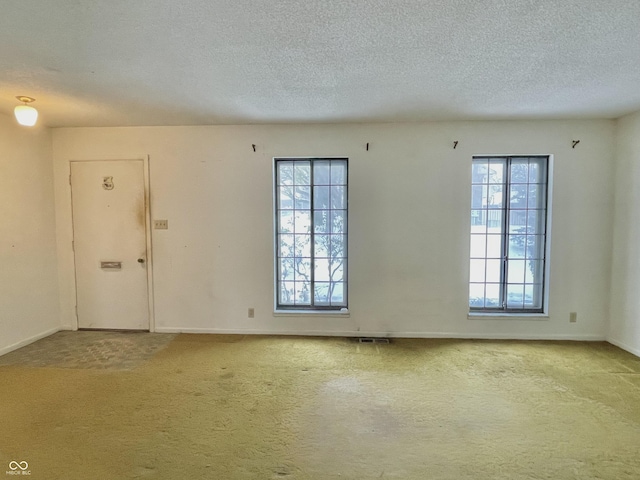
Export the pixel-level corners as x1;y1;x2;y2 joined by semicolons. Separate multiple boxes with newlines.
137;258;145;263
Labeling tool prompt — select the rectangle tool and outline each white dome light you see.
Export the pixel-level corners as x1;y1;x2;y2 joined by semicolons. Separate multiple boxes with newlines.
14;96;38;127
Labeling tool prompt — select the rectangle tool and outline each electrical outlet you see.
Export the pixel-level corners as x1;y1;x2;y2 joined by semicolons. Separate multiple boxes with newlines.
248;308;255;318
154;219;168;230
569;312;577;323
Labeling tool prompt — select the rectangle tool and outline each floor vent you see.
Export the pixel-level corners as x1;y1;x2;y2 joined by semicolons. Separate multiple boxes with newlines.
358;337;391;344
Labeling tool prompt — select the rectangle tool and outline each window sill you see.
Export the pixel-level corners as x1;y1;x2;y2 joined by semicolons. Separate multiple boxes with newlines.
468;312;549;321
274;308;350;318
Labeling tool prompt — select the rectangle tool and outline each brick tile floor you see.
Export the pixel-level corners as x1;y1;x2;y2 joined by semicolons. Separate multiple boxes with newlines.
0;331;177;370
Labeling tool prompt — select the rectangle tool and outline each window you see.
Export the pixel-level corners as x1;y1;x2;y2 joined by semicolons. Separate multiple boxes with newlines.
469;156;549;313
274;158;348;310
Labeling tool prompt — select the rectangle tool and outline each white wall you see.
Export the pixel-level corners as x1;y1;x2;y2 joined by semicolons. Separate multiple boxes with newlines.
52;120;614;340
0;113;60;355
609;111;640;356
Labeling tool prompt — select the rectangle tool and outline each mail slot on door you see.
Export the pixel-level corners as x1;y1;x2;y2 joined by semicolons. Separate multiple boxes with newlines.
100;261;122;269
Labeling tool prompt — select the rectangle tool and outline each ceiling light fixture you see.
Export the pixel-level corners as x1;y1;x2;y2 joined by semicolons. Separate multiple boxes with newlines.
14;96;38;126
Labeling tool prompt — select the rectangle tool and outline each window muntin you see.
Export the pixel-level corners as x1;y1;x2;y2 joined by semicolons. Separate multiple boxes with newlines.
275;158;348;310
469;156;549;313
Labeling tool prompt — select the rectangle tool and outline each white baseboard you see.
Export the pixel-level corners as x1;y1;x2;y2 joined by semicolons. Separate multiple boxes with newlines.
0;327;61;357
154;326;605;341
607;337;640;357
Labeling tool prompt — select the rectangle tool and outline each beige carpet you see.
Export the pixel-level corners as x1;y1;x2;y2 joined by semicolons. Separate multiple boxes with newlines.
1;334;640;479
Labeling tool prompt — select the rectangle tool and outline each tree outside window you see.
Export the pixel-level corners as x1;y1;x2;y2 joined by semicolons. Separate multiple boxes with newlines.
275;158;348;310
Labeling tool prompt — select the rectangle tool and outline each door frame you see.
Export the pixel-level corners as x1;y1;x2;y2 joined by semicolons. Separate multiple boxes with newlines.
68;157;155;332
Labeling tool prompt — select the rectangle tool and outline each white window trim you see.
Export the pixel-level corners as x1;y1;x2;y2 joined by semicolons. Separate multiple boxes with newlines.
273;308;350;317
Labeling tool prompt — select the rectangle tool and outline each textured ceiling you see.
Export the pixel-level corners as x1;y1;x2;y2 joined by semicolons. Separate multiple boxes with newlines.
0;0;639;127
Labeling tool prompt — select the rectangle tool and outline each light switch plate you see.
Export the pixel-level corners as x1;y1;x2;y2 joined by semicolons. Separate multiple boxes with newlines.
154;219;168;230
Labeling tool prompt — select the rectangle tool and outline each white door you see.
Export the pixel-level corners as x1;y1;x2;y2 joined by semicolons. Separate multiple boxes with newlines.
71;160;150;330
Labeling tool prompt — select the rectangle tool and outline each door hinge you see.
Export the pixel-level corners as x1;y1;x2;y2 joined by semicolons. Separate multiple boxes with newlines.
72;240;75;251
69;174;71;185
